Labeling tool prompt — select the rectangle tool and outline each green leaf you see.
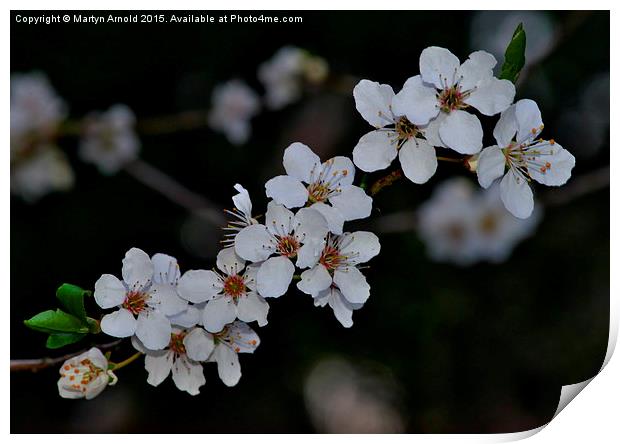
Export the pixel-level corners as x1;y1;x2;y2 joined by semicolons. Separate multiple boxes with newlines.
24;309;89;334
56;283;90;321
499;23;527;84
46;332;87;349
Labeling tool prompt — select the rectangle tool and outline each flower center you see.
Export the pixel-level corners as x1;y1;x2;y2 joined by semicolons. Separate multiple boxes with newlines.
446;223;466;243
438;86;467;113
479;213;498;234
122;290;149;315
307;181;331;203
223;274;246;299
395;116;419;143
61;359;104;392
276;235;300;257
319;245;344;271
169;332;187;355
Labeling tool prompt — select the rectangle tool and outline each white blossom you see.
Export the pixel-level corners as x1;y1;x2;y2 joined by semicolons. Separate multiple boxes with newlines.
79;104;140;174
297;231;380;327
477;99;575;218
176;247;269;333
132;327;214;396
392;47;515;154
208;321;260;387
94;248;188;350
265;142;372;234
208;79;260;145
352;79;438;184
223;184;259;248
235;201;329;298
58;348;117;400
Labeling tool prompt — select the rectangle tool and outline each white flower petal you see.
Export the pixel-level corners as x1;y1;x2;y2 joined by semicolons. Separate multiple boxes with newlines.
232;183;252;216
439;110;483;154
477;145;507;188
352;130;398;172
216;246;245;276
265;201;296;237
265;175;308;208
243;264;259;291
256;256;295;298
398;138;438;184
328;289;355;328
183;328;215;362
151;253;180;285
328;156;356;187
101;308;137;338
227;321;261;353
94;274;126;309
296;239;324;269
333;267;370;304
515;99;544;142
310;202;345;235
295;207;329;242
500;171;535;219
202;296;237;333
150;283;187;316
329;185;372;221
121;247;153;289
457;50;496;91
528;142;575;186
234;224;275;262
297;264;332;297
177;270;222;303
283;142;321;183
392;75;439;125
172;356;205;395
419;46;460;89
352;79;395;128
237;291;269;326
213;344;241;387
136;311;171;350
168;305;202;328
145;352;173;387
465;77;515;116
493;104;517;147
423;113;446;147
340;231;381;264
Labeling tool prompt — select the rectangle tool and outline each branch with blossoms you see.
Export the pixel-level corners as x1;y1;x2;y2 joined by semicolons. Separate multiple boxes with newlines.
16;24;585;399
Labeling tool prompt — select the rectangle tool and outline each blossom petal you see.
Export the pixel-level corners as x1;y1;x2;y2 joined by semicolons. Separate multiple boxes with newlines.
297;264;332;297
172;356;205;395
101;308;137;338
392;75;439;125
265;201;296;237
213;344;241;387
265;175;308;208
515;99;544;142
310;203;344;235
216;246;245;276
333;267;370;304
328;289;355;328
352;79;395;128
121;247;153;289
150;283;187;316
500;171;534;219
439;110;483;154
465;77;515;116
340;231;381;265
399;138;438;184
232;183;253;216
295;207;329;243
177;270;222;303
145;352;173;386
202;296;237;333
419;46;460;89
183;328;215;362
136;311;171;350
329;185;372;221
256;256;295;298
283;142;321;183
227;321;261;353
493;104;517;147
477;145;506;189
528;142;575;186
457;50;496;91
328;156;356;187
167;305;202;328
237;291;270;326
234;224;275;262
94;274;126;309
151;253;180;285
423;113;446;147
296;239;323;269
352;130;398;172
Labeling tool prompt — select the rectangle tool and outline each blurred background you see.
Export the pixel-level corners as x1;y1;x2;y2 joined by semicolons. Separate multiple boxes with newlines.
11;10;609;433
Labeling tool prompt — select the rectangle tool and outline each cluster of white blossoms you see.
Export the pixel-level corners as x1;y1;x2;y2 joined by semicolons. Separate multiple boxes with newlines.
352;46;575;219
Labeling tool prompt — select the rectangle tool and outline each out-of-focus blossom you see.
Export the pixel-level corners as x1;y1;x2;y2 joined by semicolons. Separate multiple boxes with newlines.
393;47;515;155
304;358;404;433
258;46;329;110
58;348;117;400
477;99;575;218
132;327;214;395
10;72;73;201
208;79;260;145
265;142;372;234
418;178;540;266
208;321;260;387
470;11;556;67
79;104;140;175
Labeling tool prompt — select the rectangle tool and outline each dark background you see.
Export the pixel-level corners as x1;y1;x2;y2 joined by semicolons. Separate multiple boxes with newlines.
11;10;609;433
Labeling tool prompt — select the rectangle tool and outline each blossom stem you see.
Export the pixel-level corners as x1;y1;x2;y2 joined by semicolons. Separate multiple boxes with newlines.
292;274;302;281
109;352;143;371
369;169;403;196
436;156;464;163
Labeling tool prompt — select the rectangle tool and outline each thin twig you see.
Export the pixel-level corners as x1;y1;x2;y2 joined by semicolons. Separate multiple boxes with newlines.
10;340;122;373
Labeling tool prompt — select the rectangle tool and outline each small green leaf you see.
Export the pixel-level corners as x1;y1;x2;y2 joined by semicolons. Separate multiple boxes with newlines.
46;332;87;349
24;309;89;334
86;317;101;334
499;23;527;84
56;283;90;321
